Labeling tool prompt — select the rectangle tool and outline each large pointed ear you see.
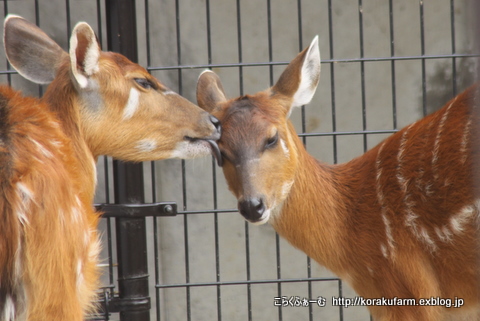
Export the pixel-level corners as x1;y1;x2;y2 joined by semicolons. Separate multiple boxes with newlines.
4;15;67;84
272;36;320;115
196;70;227;113
69;22;101;89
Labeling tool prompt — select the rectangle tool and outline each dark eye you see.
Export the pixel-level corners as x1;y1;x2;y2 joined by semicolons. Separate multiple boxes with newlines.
134;78;153;89
265;132;279;149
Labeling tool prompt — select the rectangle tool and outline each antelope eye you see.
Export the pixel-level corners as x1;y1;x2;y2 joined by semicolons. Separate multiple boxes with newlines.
265;132;279;149
134;78;154;89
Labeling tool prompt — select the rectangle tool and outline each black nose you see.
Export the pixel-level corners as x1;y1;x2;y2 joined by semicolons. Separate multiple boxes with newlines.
209;115;221;136
238;198;265;222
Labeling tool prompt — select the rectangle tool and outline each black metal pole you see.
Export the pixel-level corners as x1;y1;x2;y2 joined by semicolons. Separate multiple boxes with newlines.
105;1;150;320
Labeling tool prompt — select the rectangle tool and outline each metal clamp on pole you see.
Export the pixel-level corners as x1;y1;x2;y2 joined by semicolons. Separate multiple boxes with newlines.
96;203;177;218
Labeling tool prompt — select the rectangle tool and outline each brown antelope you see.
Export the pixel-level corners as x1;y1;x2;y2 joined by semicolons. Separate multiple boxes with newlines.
196;36;480;321
0;15;221;321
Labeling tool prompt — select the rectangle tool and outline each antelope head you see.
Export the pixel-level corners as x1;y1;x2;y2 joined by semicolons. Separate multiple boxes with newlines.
4;15;222;163
197;37;320;224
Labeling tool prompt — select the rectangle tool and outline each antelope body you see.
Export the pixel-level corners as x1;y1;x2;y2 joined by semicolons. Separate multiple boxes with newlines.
197;37;480;320
1;16;220;321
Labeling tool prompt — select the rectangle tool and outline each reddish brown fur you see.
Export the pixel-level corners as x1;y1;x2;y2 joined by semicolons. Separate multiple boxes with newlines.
1;16;220;321
0;86;99;320
197;43;480;320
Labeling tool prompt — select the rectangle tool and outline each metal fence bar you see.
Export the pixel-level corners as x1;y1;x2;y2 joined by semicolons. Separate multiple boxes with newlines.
388;0;397;130
419;0;427;116
105;1;150;321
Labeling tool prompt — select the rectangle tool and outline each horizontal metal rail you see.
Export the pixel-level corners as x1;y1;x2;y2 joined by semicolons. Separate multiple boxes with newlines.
155;277;341;289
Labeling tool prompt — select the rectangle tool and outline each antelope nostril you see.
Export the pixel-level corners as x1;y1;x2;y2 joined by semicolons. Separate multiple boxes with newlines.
251;198;265;213
238;197;265;221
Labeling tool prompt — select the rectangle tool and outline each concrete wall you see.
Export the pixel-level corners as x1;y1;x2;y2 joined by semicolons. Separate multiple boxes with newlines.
0;1;475;320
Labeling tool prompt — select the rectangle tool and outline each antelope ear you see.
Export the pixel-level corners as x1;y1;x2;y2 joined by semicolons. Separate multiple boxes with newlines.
69;22;101;89
196;70;227;113
4;14;67;84
272;36;321;116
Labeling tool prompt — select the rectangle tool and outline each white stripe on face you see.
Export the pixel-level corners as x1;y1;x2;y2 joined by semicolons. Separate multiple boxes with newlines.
123;88;140;120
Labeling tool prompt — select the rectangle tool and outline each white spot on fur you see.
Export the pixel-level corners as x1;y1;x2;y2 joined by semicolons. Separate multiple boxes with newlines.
405;210;420;238
4;295;15;321
419;227;437;252
382;214;395;257
71;206;82;223
450;204;476;234
16;183;33;226
88;229;102;261
375;143;390;223
396;124;413;194
163;90;177;96
50;140;63;148
460;117;472;164
91;157;97;187
16;182;33;202
76;260;84;292
367;266;374;276
29;138;53;158
380;244;388;258
432;99;455;173
136;139;157;153
123;88;140;120
280;139;290;159
434;225;453;243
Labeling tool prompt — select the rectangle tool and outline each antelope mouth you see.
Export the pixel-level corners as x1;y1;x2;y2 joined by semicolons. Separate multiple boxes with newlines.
184;136;223;166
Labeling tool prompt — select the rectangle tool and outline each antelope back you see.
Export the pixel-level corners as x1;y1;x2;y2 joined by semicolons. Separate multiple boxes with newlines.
4;15;221;163
196;36;320;224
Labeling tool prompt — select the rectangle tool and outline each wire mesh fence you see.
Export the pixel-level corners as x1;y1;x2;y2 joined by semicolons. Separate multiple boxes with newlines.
0;1;477;320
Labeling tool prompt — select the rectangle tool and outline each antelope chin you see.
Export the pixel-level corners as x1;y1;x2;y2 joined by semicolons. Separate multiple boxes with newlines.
249;208;271;225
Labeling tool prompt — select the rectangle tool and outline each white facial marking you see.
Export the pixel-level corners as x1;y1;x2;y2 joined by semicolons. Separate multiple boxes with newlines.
171;140;211;159
123;88;141;120
280;139;290;159
136;139;157;153
163;90;177;96
280;180;294;199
